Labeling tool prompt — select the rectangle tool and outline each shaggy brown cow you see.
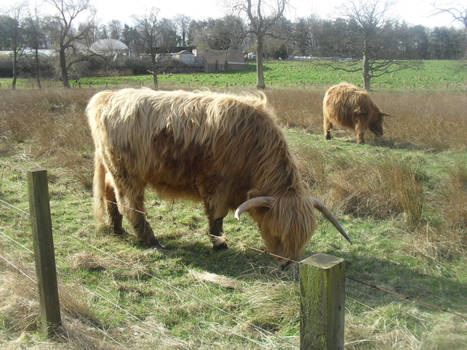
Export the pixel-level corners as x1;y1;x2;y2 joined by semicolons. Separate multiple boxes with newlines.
323;82;392;144
86;88;351;264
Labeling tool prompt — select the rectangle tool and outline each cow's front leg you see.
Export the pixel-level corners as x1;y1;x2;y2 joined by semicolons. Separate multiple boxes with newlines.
208;217;228;250
203;196;228;250
355;119;366;144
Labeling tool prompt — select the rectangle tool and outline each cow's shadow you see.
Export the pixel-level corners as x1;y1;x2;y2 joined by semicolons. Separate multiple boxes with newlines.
155;236;466;313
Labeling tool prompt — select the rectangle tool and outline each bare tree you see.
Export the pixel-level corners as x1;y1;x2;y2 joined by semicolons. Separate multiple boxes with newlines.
174;14;191;47
134;8;160;64
328;0;419;90
44;0;92;88
24;8;45;88
431;2;467;59
233;0;287;89
134;8;161;89
7;3;26;90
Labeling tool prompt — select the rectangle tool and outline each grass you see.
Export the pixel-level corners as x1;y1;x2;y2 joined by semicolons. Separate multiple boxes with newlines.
1;59;465;91
0;86;465;349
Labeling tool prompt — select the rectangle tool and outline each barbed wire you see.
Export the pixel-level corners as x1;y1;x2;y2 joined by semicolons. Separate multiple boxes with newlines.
0;198;29;216
345;276;466;321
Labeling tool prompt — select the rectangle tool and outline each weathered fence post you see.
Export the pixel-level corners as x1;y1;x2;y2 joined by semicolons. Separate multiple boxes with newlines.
300;253;345;350
27;168;61;337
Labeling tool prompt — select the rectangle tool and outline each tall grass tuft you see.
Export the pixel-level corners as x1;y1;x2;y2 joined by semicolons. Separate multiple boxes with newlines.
379;157;424;227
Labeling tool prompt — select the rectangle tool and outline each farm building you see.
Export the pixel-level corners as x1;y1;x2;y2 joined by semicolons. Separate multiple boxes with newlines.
172;50;203;67
193;48;247;73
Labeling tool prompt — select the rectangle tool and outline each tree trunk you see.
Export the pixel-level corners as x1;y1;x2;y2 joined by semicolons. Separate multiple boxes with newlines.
362;39;371;91
59;48;70;88
12;48;17;90
34;47;41;89
147;69;158;89
256;34;266;89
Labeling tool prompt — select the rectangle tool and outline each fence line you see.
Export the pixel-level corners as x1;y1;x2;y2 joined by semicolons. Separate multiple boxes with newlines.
2;184;465;322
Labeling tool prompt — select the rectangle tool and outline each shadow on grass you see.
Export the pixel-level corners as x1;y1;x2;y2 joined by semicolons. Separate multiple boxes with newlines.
327;249;466;314
106;226;465;315
167;236;466;314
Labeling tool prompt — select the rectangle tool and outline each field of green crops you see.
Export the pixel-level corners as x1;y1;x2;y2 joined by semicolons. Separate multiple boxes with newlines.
1;59;465;91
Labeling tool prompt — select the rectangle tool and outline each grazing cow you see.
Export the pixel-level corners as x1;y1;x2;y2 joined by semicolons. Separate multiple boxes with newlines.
86;88;351;264
323;82;392;144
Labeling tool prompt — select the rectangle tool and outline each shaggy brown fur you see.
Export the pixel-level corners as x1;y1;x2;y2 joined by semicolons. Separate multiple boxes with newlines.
323;82;391;144
86;88;349;263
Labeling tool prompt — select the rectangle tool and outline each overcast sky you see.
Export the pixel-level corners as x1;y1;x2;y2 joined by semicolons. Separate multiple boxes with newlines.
0;0;463;28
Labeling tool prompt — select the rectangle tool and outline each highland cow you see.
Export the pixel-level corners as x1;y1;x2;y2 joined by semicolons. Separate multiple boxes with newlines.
323;82;392;144
86;88;351;264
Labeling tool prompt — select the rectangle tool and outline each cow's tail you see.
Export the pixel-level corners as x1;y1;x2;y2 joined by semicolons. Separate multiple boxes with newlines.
93;152;106;225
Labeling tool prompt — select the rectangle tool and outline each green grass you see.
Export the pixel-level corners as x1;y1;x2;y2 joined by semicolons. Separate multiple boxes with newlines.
1;59;465;91
1;128;465;349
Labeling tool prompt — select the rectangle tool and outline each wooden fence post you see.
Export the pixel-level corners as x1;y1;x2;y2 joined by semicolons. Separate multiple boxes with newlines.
300;253;345;350
27;168;61;337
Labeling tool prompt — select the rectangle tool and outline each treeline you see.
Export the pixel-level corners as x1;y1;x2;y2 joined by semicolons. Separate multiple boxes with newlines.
0;13;464;59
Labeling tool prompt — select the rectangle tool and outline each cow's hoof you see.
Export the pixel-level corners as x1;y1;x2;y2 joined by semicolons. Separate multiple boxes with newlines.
114;227;129;236
213;242;228;250
146;237;165;249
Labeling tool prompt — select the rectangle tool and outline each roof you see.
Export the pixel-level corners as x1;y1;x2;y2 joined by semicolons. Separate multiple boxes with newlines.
90;39;129;54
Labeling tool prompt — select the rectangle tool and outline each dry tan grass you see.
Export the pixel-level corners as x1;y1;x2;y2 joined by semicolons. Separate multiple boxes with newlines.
266;88;467;150
0;250;112;349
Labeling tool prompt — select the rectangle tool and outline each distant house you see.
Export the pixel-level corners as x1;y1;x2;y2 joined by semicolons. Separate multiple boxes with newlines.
193;48;247;73
90;39;129;58
172;50;203;66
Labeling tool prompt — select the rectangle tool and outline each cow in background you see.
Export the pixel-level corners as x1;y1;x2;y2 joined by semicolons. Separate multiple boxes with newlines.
323;82;392;144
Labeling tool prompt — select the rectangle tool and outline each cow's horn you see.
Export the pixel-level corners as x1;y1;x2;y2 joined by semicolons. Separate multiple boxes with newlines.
310;197;352;244
234;196;275;220
382;112;394;117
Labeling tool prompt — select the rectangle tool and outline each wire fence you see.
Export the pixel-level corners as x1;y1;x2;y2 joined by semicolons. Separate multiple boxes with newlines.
0;162;466;349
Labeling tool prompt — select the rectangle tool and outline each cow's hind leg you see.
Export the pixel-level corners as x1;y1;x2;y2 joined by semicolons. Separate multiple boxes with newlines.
324;118;332;140
113;176;164;249
104;175;126;236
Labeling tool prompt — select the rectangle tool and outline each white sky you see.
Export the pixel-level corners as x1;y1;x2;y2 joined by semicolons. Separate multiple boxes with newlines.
0;0;463;28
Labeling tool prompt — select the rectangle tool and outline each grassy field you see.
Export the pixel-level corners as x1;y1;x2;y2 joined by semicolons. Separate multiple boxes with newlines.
1;59;466;91
0;83;465;349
